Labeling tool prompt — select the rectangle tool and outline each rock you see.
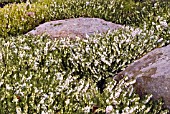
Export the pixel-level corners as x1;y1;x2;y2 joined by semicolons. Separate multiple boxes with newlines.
26;17;123;39
114;44;170;110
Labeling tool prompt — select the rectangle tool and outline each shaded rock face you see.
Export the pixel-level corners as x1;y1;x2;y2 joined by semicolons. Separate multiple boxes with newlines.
27;17;123;39
115;44;170;110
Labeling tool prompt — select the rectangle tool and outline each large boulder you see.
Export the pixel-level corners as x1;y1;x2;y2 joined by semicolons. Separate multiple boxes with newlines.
114;44;170;110
26;17;123;39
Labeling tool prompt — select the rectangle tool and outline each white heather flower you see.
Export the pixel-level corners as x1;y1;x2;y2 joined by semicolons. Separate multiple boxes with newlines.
43;94;48;99
41;111;46;114
11;42;16;48
93;39;99;43
44;47;48;55
21;83;26;88
123;107;130;113
45;61;49;66
106;86;113;93
101;57;111;66
131;28;142;37
23;46;31;50
74;55;79;60
157;38;163;43
82;82;89;92
106;105;113;114
0;52;2;60
103;52;107;56
3;42;10;46
152;22;156;25
20;92;24;96
15;90;20;95
115;89;121;98
86;2;90;6
156;25;161;30
13;95;19;103
154;3;158;7
160;20;168;27
84;39;88;43
49;92;54;97
16;106;22;114
149;29;154;35
85;46;90;52
106;99;110;103
40;89;43;93
65;99;70;105
122;34;126;39
85;34;90;38
94;60;99;66
34;61;39;66
21;17;25;21
141;32;146;36
120;4;123;8
0;81;3;87
41;111;48;114
77;82;84;92
34;87;39;93
6;84;12;90
157;16;161;20
56;73;63;81
29;84;33;87
84;106;91;113
126;79;136;86
26;75;32;81
114;36;119;42
19;53;24;58
40;98;45;104
125;39;131;43
51;47;56;50
19;38;25;43
56;92;60;95
143;94;153;104
46;41;51;46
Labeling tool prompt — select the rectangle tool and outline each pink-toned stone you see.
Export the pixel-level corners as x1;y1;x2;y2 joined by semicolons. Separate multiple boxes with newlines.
114;44;170;110
26;17;123;39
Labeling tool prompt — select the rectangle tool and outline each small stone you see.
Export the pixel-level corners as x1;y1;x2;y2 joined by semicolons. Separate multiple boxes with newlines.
27;12;35;17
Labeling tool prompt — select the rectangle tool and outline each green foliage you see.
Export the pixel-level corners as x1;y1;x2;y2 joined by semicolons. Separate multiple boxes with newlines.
0;2;50;37
0;0;169;37
0;0;170;113
0;0;38;3
0;0;36;9
0;23;169;113
0;0;25;3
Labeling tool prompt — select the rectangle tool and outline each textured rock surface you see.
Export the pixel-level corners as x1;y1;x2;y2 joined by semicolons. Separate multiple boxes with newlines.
27;17;123;39
114;44;170;110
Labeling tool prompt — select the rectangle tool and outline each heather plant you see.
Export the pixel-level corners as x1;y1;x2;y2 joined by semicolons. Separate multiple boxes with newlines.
0;0;37;9
0;0;170;113
0;0;169;37
0;0;37;3
0;0;25;3
0;23;170;113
